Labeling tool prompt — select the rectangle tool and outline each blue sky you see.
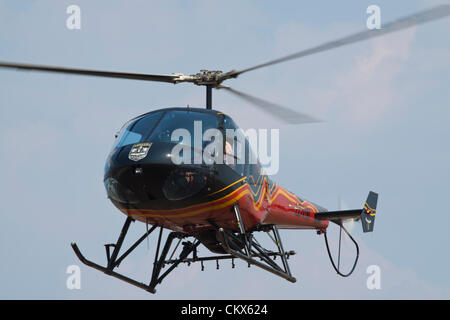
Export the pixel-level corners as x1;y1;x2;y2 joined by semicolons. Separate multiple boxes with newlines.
0;0;449;299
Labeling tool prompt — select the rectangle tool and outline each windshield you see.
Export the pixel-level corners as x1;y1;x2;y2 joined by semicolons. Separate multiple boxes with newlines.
149;110;218;145
112;111;163;150
112;110;219;150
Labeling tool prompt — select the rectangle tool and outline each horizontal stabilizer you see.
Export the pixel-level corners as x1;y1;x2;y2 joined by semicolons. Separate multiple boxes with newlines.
315;209;361;221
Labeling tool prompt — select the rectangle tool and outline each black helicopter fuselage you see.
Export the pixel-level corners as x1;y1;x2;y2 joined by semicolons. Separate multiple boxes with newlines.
104;107;262;232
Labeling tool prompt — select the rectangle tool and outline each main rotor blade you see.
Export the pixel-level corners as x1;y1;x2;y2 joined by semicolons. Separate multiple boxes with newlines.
221;5;450;80
0;61;189;83
219;86;320;124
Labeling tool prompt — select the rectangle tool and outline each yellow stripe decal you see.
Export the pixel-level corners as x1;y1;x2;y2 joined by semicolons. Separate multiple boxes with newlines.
208;177;246;196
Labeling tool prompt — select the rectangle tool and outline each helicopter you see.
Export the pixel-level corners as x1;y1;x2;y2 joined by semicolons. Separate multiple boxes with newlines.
1;5;449;294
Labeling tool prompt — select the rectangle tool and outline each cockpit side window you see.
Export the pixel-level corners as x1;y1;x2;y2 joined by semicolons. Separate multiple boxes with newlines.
222;115;262;180
222;115;245;176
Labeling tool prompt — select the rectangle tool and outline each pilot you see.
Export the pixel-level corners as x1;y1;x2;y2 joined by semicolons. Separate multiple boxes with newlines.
224;140;235;168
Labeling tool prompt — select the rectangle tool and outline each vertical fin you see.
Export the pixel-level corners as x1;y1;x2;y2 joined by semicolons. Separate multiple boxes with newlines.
361;191;378;233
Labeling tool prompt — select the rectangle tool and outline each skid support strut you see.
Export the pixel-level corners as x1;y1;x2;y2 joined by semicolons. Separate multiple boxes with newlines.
71;217;199;293
211;204;297;283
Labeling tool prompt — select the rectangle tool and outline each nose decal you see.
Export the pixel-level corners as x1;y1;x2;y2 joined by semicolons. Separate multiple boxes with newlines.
129;142;152;161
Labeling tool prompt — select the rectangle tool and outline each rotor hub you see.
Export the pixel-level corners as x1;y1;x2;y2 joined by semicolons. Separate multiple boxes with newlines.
191;69;223;86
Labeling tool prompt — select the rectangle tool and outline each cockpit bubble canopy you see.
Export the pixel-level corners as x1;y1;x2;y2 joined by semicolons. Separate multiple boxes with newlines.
112;109;220;151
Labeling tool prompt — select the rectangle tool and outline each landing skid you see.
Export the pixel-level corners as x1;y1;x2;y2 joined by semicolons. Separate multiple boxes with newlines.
71;206;297;293
71;217;200;294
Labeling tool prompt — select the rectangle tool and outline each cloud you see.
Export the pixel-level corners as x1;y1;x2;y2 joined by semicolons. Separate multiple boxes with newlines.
305;28;417;126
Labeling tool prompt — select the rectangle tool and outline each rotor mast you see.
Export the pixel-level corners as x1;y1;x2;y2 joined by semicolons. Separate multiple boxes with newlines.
192;69;225;110
206;85;212;109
